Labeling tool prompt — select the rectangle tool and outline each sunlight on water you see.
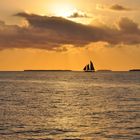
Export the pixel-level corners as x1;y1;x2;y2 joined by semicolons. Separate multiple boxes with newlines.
0;71;140;140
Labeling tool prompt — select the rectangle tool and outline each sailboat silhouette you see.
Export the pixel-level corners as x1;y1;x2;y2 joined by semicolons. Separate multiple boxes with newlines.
83;61;95;72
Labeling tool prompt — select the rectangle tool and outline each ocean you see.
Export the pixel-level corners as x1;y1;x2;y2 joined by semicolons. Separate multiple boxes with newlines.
0;71;140;140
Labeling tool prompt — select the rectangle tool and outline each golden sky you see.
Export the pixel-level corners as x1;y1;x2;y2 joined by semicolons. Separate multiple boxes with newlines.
0;0;140;71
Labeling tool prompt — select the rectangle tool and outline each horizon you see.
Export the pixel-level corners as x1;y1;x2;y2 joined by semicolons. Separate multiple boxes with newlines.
0;0;140;70
0;68;140;72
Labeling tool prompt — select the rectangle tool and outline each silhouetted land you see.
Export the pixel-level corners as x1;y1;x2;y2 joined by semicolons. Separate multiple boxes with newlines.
24;70;72;72
129;69;140;72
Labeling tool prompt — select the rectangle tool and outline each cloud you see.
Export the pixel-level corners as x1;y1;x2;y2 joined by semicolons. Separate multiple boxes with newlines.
0;21;5;26
96;4;105;10
0;12;140;51
110;4;131;11
96;4;131;11
68;11;90;18
118;17;139;33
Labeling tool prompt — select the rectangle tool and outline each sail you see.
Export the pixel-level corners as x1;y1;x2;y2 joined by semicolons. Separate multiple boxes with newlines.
90;61;95;71
83;61;95;72
83;66;87;71
87;64;90;71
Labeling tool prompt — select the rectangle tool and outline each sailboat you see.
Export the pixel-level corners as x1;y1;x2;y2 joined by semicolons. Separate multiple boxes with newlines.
83;61;95;72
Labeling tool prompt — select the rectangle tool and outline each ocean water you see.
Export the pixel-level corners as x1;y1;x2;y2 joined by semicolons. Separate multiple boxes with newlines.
0;71;140;140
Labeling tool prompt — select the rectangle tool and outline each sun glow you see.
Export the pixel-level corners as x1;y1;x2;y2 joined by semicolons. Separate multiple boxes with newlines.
50;3;76;17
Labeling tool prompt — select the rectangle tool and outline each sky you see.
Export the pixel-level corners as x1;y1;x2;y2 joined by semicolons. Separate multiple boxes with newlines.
0;0;140;71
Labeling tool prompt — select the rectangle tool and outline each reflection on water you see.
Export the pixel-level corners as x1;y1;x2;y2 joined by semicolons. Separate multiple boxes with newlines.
0;71;140;140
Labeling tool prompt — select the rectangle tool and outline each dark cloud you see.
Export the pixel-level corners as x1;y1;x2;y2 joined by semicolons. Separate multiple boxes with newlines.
118;18;139;33
110;4;131;11
68;12;90;18
0;12;140;51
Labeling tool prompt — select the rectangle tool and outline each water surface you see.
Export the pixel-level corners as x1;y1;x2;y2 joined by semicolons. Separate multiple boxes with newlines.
0;71;140;140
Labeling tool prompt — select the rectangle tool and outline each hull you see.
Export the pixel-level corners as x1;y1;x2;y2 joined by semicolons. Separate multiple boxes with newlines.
84;70;95;72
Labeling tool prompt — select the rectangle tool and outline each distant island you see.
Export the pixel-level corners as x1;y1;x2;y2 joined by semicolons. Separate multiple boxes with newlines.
24;70;72;72
129;69;140;72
